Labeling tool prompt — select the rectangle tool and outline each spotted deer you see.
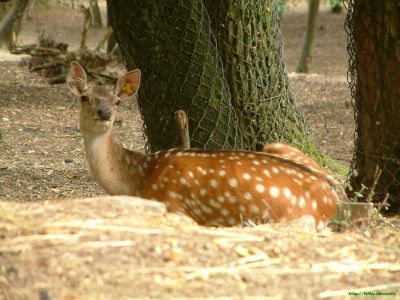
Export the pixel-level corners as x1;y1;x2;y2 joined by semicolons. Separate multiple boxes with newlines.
67;61;338;229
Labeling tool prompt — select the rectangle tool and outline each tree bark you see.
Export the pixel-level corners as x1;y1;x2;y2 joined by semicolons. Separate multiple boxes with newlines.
204;0;321;157
0;0;29;49
107;0;243;152
107;0;333;172
89;0;102;27
346;0;400;213
296;0;320;73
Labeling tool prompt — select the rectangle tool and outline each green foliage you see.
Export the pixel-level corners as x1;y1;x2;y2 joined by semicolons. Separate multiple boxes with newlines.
0;128;4;144
274;0;290;16
326;0;342;13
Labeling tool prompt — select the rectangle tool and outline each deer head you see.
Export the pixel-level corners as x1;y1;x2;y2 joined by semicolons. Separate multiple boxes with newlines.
66;61;141;134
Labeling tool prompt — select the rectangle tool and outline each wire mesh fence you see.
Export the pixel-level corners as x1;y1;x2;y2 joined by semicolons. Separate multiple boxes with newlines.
109;0;319;157
204;0;313;152
344;0;400;211
111;0;244;152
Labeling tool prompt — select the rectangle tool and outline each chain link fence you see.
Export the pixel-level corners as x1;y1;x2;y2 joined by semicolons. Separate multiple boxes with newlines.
204;0;313;152
111;0;244;152
109;0;324;167
344;0;400;211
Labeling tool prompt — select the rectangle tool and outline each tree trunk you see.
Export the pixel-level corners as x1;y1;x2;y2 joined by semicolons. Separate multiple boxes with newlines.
89;0;102;27
296;0;320;73
0;0;29;49
345;0;400;213
107;0;334;172
106;5;117;53
204;0;319;155
107;0;243;152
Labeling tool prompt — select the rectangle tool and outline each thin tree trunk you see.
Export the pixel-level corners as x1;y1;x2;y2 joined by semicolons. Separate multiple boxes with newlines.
106;5;117;53
296;0;320;73
0;0;29;49
89;0;102;27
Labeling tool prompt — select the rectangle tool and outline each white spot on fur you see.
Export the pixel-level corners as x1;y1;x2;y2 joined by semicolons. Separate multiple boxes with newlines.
197;166;208;175
243;192;252;201
250;205;260;214
312;200;318;210
228;195;237;204
242;173;251;180
229;178;238;187
210;199;221;208
291;195;297;206
221;208;229;216
193;208;202;216
180;177;189;186
168;191;177;198
256;184;265;193
263;169;271;177
299;196;306;208
201;205;212;214
210;179;218;188
269;186;279;198
283;187;292;199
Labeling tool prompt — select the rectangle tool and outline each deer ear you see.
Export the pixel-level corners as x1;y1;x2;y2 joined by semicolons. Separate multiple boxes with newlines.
115;69;141;100
67;61;88;96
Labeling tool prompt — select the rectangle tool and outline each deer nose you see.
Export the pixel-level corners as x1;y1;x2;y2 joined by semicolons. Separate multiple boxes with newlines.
97;108;111;120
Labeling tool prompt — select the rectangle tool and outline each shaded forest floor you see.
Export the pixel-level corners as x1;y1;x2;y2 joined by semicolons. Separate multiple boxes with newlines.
0;1;399;299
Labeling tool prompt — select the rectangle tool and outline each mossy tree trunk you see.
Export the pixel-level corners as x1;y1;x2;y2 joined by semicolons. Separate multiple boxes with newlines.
107;0;243;152
204;0;318;154
107;0;330;170
346;0;400;213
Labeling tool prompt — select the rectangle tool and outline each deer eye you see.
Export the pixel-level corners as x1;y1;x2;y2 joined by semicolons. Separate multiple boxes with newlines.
115;98;121;106
81;95;89;102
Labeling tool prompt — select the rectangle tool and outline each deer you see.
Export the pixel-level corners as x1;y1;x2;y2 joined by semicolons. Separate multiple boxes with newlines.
67;61;338;229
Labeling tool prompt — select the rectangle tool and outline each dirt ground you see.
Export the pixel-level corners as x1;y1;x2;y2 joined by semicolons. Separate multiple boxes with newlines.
0;1;399;299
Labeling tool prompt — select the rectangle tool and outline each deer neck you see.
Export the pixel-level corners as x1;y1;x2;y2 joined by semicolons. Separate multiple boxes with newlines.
82;129;145;196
